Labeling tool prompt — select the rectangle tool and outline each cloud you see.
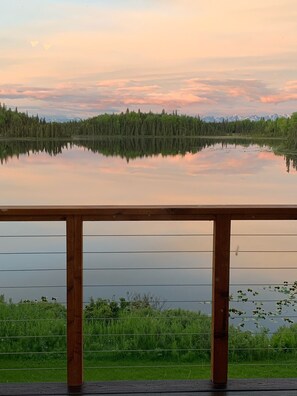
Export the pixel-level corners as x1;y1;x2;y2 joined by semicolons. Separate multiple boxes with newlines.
29;40;52;50
118;85;159;93
30;40;39;47
96;79;130;88
0;85;55;100
43;43;53;50
185;79;271;102
0;77;293;118
260;80;297;104
261;94;297;104
123;91;209;107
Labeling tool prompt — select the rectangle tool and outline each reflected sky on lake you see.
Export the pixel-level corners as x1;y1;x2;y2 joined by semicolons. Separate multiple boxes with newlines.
1;143;297;205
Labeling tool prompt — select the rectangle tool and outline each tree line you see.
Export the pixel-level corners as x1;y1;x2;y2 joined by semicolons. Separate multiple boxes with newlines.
0;103;296;142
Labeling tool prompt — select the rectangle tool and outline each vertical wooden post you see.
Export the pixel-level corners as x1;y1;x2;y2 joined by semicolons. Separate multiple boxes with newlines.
211;215;231;387
67;215;83;388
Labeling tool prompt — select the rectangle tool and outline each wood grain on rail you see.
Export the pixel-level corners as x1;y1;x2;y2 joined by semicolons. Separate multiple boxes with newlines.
1;205;297;221
211;215;231;387
66;216;83;388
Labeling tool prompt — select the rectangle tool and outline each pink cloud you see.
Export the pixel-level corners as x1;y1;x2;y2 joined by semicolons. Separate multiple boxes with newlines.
96;79;129;88
285;81;297;89
186;78;269;102
260;80;297;104
0;77;294;117
118;85;159;93
261;93;297;104
123;91;209;107
0;86;58;100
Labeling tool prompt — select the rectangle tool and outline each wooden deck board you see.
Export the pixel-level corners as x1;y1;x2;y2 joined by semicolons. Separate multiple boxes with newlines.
1;379;297;395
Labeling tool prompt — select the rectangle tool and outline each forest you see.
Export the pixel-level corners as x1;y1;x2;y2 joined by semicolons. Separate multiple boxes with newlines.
0;103;296;144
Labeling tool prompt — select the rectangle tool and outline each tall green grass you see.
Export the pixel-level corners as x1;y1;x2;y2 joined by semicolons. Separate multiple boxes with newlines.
0;294;297;364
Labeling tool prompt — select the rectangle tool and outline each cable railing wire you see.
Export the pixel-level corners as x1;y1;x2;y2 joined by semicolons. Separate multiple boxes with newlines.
2;249;297;255
84;332;211;337
228;362;297;366
83;330;276;336
0;364;213;372
0;367;66;371
0;351;67;355
0;299;212;311
82;348;212;353
0;283;213;288
1;334;66;339
0;233;211;238
0;250;213;254
230;315;297;319
2;266;297;272
83;364;211;370
1;233;297;238
83;315;211;320
0;318;66;322
0;332;210;339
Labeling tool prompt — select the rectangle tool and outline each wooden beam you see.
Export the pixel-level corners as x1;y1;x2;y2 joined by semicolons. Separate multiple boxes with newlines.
0;205;297;222
211;215;231;387
66;216;83;388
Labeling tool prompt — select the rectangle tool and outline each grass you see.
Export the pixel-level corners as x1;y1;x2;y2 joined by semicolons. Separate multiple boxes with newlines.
228;360;297;379
1;296;297;383
0;357;296;383
0;358;67;382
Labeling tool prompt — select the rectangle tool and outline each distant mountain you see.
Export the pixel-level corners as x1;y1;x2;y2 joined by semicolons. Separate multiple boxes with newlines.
201;114;290;123
45;113;291;123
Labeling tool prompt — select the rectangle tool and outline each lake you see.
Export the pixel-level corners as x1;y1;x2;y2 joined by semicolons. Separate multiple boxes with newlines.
0;137;297;330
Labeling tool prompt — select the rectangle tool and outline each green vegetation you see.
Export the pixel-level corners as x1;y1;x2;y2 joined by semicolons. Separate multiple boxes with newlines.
0;103;296;141
0;294;296;382
1;357;296;382
230;281;297;328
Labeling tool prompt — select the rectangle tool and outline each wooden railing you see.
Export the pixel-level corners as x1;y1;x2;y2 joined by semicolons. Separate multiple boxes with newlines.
1;205;297;389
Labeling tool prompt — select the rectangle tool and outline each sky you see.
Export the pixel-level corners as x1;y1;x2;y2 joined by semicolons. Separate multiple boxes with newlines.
0;0;297;119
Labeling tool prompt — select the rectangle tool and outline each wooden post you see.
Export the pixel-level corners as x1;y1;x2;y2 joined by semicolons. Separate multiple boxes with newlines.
66;215;83;388
211;215;231;387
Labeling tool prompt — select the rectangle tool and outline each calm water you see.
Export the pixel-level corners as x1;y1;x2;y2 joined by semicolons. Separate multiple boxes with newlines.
1;138;297;205
0;138;297;330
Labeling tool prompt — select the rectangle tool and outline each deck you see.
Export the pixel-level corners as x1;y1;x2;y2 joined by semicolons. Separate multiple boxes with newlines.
1;379;297;395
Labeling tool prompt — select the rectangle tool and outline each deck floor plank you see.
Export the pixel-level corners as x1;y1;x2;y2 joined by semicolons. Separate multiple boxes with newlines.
1;379;297;395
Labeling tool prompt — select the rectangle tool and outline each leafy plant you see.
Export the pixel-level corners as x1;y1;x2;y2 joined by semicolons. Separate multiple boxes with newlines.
230;281;297;328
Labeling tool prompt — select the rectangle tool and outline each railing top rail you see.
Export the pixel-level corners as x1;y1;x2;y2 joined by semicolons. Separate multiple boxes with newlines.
1;205;297;221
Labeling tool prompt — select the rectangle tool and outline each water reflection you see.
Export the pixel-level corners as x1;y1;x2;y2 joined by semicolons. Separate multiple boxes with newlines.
1;137;297;172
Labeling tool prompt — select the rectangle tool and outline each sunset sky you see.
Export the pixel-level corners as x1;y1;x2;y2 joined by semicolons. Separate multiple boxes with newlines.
1;0;297;119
